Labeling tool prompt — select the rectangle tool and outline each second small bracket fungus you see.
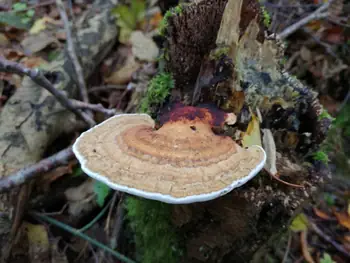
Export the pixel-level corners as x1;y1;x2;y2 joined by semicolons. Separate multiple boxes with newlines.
73;106;266;204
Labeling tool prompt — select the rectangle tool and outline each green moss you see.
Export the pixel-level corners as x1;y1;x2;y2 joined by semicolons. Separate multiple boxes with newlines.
125;197;182;263
312;151;329;166
318;108;335;121
260;6;271;27
209;46;230;60
158;4;183;36
126;71;180;263
139;72;174;115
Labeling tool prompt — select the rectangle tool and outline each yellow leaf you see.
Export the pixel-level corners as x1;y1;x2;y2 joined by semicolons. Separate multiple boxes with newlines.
23;222;49;247
30;18;47;34
242;112;262;147
290;213;309;232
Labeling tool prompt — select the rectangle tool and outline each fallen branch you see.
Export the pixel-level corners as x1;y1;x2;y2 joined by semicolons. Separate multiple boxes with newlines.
70;99;119;116
0;146;74;192
310;221;350;258
56;0;89;103
276;1;331;39
0;56;95;126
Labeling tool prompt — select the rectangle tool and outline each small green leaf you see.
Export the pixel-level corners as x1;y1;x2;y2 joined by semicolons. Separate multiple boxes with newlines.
313;151;329;165
290;213;309;232
323;193;336;206
320;253;336;263
71;166;83;177
12;2;27;12
131;0;146;22
0;12;31;29
21;17;31;24
93;181;111;207
26;9;35;17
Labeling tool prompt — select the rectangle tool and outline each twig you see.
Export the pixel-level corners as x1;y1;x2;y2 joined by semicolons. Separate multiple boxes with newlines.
30;211;136;263
70;99;119;116
300;230;315;263
56;0;89;103
0;146;74;192
309;221;350;258
89;85;127;93
109;193;125;250
282;231;292;263
277;2;331;39
105;191;118;234
264;169;305;188
0;56;95;126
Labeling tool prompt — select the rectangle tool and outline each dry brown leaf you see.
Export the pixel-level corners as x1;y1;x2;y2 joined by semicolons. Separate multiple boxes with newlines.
313;207;331;220
21;31;59;54
20;56;48;69
334;211;350;230
242;111;262;147
104;55;140;84
300;230;315;263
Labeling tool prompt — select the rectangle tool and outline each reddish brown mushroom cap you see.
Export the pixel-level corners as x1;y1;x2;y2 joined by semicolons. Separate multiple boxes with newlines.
73;106;266;204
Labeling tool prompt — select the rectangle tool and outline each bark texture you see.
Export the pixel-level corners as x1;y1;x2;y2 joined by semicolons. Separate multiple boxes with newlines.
0;0;118;256
159;0;332;262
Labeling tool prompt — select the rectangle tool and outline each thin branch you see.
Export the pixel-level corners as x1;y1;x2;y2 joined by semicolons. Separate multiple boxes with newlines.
56;0;89;103
309;221;350;258
277;2;331;39
70;99;120;116
0;56;95;126
0;147;74;192
30;211;137;263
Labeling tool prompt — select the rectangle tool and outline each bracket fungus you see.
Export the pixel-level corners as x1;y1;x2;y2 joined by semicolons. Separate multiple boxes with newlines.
73;105;266;204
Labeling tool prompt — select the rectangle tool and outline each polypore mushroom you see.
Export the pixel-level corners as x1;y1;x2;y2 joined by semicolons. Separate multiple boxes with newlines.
73;105;266;204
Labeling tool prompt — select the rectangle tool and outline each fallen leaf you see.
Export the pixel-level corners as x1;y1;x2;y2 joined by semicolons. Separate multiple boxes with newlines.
242;111;262;147
130;30;159;62
262;128;277;176
105;55;140;84
20;56;48;69
65;178;96;216
21;31;59;54
313;207;331;220
334;211;350;230
93;180;111;207
300;230;315;263
30;18;48;34
290;213;309;232
23;222;50;263
0;33;10;46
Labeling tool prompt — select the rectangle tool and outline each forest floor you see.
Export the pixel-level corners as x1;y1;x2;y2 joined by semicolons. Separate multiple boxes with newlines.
0;0;349;263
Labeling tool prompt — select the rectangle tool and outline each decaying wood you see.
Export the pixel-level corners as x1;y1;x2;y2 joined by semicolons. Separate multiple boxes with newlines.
0;0;118;259
160;0;333;262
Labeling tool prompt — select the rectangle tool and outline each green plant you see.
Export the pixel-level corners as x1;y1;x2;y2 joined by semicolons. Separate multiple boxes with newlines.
0;2;35;29
139;72;174;114
112;0;146;43
93;181;111;207
260;6;271;27
320;253;336;263
318;108;335;121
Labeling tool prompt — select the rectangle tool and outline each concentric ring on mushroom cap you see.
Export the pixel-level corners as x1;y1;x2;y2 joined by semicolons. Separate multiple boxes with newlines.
73;114;266;204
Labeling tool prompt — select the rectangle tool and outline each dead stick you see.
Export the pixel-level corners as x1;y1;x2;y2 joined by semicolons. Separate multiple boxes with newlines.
70;99;119;116
0;56;95;126
276;1;331;39
0;147;74;192
309;221;350;258
56;0;89;103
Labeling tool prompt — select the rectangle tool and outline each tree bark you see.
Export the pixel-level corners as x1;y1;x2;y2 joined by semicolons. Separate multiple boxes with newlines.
129;1;332;262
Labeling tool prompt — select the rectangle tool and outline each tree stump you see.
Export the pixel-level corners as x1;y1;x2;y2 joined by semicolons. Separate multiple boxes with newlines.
125;1;332;263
